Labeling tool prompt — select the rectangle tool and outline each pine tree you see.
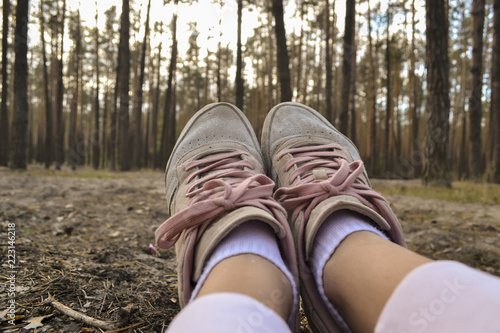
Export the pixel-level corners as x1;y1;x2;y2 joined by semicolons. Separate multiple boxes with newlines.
11;0;30;169
422;0;451;187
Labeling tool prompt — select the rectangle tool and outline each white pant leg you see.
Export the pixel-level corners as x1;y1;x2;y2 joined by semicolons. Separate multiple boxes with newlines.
376;261;500;333
166;292;292;333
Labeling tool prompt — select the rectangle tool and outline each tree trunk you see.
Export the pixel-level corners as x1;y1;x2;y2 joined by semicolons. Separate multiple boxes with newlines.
423;0;451;187
468;0;486;180
55;0;65;169
383;6;392;175
0;0;10;166
349;39;357;146
160;2;178;168
367;1;377;176
68;11;82;169
108;42;120;171
267;10;275;110
408;0;420;178
272;0;292;102
235;0;244;109
152;39;162;169
325;0;333;122
339;0;355;135
131;0;151;169
40;0;53;169
11;0;29;169
118;0;131;171
92;6;100;170
296;0;305;101
489;0;500;183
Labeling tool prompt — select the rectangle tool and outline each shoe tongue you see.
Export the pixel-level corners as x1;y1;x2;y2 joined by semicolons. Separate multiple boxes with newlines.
312;169;329;180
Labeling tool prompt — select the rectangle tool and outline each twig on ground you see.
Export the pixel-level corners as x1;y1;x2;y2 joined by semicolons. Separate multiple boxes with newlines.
43;296;122;330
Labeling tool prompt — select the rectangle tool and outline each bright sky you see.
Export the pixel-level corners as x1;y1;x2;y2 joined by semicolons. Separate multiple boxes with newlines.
22;0;426;83
27;0;348;57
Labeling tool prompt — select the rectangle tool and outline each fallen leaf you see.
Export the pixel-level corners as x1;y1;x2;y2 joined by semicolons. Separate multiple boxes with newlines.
23;316;48;330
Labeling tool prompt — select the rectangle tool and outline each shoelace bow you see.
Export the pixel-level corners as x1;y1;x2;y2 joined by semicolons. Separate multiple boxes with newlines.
274;143;392;222
155;151;287;249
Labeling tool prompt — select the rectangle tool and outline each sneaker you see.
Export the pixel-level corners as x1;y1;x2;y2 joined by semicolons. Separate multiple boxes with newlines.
155;103;298;330
261;102;406;333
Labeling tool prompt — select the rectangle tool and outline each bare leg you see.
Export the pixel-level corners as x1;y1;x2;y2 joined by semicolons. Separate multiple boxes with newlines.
197;253;293;321
323;231;432;333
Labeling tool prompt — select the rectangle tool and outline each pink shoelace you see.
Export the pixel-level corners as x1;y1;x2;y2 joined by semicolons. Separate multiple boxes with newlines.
155;151;287;249
274;143;393;223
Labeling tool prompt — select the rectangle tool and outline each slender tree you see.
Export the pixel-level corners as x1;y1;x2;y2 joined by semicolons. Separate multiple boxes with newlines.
11;0;30;169
54;0;66;169
118;0;131;171
92;3;100;169
235;0;244;109
349;30;357;146
131;0;151;169
40;0;53;169
468;0;486;180
68;10;82;169
272;0;292;101
489;0;500;183
0;0;10;166
106;7;119;171
383;5;392;175
339;0;356;135
159;0;178;168
408;0;420;178
423;0;451;187
366;0;378;175
325;0;333;122
152;23;162;168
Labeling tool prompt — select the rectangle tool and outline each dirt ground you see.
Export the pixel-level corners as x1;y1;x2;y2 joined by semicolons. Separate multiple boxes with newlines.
1;166;499;332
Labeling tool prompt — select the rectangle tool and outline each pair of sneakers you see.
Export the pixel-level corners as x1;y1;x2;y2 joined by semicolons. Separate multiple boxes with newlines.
155;102;406;332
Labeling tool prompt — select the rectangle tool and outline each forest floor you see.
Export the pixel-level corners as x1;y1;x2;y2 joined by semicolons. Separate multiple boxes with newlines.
1;165;499;332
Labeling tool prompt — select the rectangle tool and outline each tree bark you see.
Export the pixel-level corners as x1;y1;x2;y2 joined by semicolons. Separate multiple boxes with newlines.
422;0;451;187
325;0;333;123
92;5;100;170
131;0;151;169
0;0;10;166
489;0;500;183
55;0;65;169
408;0;420;178
160;2;178;168
272;0;292;102
235;0;244;109
11;0;29;169
367;1;377;176
349;39;357;146
339;0;355;135
152;38;162;169
118;0;131;171
68;11;82;169
468;0;486;180
383;5;392;175
40;0;53;169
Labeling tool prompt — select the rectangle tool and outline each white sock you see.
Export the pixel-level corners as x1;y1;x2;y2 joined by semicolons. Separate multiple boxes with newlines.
191;220;298;328
309;210;389;331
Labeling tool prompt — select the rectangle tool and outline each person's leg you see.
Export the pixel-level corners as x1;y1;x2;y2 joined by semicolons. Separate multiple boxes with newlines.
198;254;293;320
192;221;296;322
155;103;299;332
323;231;430;333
